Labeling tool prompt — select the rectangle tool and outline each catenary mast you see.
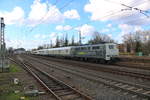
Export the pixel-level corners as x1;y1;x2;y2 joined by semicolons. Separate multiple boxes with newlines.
0;17;7;72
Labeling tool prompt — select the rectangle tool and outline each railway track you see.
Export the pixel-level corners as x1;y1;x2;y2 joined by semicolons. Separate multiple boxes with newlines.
30;55;150;80
10;58;92;100
113;62;150;71
23;55;150;99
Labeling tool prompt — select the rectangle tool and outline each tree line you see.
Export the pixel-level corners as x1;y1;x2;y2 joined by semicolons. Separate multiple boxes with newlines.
123;30;150;55
7;29;149;56
37;31;114;50
37;30;150;56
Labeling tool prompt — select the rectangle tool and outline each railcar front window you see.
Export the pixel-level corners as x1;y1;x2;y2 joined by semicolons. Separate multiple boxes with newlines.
109;45;114;49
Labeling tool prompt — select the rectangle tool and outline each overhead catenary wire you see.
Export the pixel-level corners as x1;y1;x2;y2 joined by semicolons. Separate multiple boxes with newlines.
29;0;59;32
75;0;150;29
29;0;74;33
26;0;74;48
121;4;150;18
29;0;150;34
62;0;150;44
53;0;58;5
59;0;74;10
20;0;60;38
19;0;74;48
105;0;150;17
125;15;150;24
23;0;150;48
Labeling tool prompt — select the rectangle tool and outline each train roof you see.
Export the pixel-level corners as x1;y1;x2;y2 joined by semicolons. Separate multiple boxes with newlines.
36;43;116;51
37;46;73;51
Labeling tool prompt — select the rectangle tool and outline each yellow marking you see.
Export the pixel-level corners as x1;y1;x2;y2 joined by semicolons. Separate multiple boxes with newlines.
78;52;87;55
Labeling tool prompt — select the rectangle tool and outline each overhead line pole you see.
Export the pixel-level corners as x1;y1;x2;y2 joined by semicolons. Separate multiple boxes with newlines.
79;30;82;45
0;17;6;72
121;3;150;17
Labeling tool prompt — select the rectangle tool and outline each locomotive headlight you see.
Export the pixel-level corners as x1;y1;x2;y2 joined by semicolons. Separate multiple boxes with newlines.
107;55;110;57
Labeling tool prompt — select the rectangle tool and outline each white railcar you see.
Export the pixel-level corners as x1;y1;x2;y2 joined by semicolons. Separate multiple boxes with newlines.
32;43;119;61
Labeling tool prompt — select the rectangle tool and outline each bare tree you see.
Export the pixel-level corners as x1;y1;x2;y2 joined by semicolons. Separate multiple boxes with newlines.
123;33;135;53
71;35;75;46
88;31;114;44
37;46;44;50
59;35;65;47
123;30;150;55
55;36;60;47
141;30;150;55
7;47;14;56
134;31;142;52
50;40;53;48
64;33;68;46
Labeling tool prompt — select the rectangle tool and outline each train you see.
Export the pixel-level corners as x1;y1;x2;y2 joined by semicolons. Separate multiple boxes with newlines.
32;43;119;63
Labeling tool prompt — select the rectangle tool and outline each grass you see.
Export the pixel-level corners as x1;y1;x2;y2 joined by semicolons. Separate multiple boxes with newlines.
9;64;22;72
0;64;29;100
0;64;40;100
0;92;30;100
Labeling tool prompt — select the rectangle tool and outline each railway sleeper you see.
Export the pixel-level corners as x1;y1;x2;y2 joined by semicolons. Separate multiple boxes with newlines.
102;80;150;99
110;81;117;84
51;87;70;91
61;94;81;100
126;87;135;90
120;85;128;88
57;91;76;97
48;86;66;89
44;81;59;85
45;84;60;87
123;92;129;95
131;95;138;98
114;83;123;86
134;88;143;92
55;89;74;93
70;96;84;100
143;91;150;95
11;58;92;100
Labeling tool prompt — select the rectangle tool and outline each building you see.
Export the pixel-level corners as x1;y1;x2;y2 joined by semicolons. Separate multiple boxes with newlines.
118;44;126;53
14;48;26;54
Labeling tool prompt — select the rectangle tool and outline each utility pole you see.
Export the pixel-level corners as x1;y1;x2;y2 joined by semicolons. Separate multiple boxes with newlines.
0;17;8;72
79;30;82;45
0;17;5;72
50;40;52;48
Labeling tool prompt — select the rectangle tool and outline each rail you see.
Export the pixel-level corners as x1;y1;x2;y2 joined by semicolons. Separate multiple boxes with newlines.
9;58;92;100
24;56;150;99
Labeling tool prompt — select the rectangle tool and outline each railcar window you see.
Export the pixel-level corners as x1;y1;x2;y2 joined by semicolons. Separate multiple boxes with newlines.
81;47;87;50
109;45;114;49
58;50;61;53
99;46;103;49
92;46;99;49
75;48;80;50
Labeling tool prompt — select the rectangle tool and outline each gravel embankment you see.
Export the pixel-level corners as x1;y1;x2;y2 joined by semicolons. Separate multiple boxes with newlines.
21;55;149;100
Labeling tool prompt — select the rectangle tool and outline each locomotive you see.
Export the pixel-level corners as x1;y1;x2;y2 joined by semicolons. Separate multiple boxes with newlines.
32;43;119;63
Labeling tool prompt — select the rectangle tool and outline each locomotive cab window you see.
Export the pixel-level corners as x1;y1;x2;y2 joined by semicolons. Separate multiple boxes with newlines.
109;45;114;49
92;46;99;50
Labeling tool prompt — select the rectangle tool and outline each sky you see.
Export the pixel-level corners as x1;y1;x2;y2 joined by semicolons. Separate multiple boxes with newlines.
0;0;150;50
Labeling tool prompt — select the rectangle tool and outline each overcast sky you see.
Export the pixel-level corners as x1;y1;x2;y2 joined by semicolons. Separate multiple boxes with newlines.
0;0;150;49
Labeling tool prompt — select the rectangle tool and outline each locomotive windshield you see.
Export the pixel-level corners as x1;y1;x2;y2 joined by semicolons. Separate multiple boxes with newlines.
109;45;114;49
